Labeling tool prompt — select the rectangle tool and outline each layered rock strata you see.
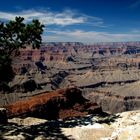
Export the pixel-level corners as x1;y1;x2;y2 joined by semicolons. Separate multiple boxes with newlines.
85;81;140;113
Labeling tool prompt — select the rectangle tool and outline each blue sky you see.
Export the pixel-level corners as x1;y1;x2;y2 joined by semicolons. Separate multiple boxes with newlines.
0;0;140;43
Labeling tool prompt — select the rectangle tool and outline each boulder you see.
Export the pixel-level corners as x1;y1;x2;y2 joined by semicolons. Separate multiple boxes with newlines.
0;108;7;124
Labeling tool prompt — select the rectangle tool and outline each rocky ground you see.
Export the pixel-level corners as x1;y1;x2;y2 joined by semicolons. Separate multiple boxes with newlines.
62;110;140;140
0;110;140;140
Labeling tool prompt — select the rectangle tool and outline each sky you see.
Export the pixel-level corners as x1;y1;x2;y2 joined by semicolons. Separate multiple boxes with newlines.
0;0;140;43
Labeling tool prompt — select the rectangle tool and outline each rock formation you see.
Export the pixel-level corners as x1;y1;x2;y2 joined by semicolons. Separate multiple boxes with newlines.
85;80;140;113
0;108;7;124
5;87;102;120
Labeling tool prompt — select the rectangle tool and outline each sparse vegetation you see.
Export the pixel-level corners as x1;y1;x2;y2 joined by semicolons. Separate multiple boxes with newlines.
0;17;44;86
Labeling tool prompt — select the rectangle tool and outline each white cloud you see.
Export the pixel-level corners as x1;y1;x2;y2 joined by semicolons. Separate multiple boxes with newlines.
44;30;140;43
0;9;104;27
1;9;138;43
131;29;140;33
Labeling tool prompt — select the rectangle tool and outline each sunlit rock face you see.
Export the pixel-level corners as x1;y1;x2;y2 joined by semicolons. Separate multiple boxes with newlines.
62;110;140;140
1;110;140;140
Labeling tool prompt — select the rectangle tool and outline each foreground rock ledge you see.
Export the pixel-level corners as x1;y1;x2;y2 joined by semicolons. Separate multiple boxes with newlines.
62;110;140;140
0;110;140;140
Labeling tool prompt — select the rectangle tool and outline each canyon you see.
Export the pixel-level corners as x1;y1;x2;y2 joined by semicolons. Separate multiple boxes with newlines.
0;42;140;114
1;41;140;139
